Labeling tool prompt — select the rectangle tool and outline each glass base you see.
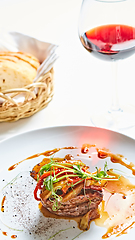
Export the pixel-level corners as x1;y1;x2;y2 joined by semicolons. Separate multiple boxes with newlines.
90;104;135;130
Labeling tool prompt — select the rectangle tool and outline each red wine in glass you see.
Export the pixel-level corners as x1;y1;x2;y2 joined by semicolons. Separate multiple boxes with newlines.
78;0;135;129
80;24;135;61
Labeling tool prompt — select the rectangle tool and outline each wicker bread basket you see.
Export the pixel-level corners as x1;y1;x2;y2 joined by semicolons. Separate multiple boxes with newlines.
0;67;54;122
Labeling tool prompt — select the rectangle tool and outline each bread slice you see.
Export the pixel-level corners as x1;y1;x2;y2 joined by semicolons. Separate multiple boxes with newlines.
0;51;40;91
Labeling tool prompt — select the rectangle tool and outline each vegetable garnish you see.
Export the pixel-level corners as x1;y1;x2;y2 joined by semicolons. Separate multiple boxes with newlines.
34;159;120;210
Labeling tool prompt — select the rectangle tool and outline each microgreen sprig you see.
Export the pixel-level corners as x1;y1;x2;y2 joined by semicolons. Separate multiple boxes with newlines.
40;160;118;186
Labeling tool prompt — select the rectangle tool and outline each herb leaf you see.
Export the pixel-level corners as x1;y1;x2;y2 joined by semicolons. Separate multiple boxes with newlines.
44;175;53;191
94;162;113;180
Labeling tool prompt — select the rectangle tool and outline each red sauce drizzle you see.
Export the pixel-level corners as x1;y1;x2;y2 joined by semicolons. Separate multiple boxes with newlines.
2;231;8;236
81;143;96;153
11;235;17;239
1;196;6;212
97;148;135;175
8;146;78;171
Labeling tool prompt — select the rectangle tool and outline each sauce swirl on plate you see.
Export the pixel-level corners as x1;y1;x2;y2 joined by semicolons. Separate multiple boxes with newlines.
5;144;135;238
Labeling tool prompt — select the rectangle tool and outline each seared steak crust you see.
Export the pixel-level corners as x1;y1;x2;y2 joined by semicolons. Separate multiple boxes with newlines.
41;189;103;217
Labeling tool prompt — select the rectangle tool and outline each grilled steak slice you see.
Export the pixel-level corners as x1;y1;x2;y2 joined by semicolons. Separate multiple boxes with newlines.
40;187;103;218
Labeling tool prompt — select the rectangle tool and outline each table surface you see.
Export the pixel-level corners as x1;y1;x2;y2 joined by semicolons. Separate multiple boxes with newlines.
0;0;135;142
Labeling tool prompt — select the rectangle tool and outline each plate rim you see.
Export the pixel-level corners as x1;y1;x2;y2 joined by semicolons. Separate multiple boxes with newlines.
0;125;135;145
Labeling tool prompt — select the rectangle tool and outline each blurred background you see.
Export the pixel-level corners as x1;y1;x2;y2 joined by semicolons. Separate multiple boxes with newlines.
0;0;135;139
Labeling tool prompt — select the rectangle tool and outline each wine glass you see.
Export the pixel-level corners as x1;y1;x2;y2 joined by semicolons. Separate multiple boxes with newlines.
78;0;135;130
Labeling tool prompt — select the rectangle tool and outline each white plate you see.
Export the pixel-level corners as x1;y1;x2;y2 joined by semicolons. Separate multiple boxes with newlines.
0;125;135;240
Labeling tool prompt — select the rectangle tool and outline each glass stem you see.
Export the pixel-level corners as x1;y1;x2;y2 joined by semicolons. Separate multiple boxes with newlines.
109;60;121;112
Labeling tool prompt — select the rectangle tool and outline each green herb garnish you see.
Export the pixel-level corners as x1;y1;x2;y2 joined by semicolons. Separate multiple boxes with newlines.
95;161;109;179
38;160;120;211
